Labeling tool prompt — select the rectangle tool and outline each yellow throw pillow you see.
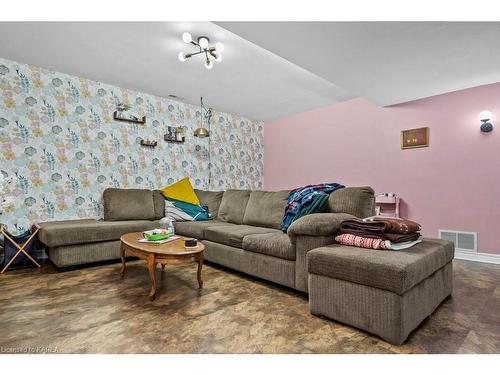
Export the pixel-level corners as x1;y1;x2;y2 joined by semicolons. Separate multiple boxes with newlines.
161;177;200;205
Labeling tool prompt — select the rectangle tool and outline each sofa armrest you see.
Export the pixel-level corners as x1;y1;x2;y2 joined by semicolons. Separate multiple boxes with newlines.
288;212;356;292
287;213;355;241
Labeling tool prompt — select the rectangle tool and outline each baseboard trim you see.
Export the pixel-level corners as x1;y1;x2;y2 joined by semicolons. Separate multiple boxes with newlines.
455;249;500;265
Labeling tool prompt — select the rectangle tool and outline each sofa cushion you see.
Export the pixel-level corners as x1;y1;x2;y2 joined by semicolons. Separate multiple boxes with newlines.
204;225;280;248
242;190;290;230
161;177;200;205
217;190;251;224
173;220;230;240
195;189;224;217
307;238;454;295
328;186;375;218
243;232;295;260
152;190;166;219
39;219;160;248
103;188;155;221
287;213;356;243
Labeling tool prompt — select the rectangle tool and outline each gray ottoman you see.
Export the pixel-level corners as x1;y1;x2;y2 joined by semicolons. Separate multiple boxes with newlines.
307;238;454;345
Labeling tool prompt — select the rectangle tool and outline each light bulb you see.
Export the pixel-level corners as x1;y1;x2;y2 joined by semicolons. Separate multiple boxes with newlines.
478;110;492;122
215;42;224;52
199;37;209;49
182;32;192;43
205;59;213;69
214;53;223;62
178;52;186;62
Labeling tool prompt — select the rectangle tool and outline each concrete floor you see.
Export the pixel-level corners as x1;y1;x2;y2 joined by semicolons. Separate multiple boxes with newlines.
0;258;499;353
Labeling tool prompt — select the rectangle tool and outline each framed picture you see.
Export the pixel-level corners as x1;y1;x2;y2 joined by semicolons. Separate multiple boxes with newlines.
401;127;429;149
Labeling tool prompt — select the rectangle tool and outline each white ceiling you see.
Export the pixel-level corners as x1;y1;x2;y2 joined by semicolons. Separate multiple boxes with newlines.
217;22;500;106
0;22;351;121
1;22;500;121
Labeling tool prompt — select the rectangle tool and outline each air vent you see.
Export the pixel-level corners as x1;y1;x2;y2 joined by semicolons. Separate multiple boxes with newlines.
439;230;477;252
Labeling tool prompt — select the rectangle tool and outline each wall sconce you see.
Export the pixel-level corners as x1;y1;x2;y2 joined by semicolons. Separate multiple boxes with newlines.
478;110;493;133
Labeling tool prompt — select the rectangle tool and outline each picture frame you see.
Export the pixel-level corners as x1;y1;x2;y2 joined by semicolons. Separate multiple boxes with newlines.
401;127;429;149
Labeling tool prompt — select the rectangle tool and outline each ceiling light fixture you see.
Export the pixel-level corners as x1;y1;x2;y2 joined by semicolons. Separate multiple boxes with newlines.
178;33;223;70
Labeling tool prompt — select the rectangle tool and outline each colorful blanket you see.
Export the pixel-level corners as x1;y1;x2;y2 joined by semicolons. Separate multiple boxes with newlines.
335;233;422;250
282;182;344;232
339;218;421;243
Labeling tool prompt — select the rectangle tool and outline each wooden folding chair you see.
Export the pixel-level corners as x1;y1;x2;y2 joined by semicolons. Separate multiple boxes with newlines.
1;224;41;274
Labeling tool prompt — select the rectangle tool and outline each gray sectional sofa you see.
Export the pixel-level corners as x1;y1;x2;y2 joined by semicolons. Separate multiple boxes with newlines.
39;186;375;293
38;186;454;344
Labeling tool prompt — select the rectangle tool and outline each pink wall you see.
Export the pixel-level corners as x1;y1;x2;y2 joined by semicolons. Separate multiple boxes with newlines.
265;82;500;254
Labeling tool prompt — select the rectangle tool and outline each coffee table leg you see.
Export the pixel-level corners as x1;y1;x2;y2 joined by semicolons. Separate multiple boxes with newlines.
120;243;126;278
197;255;204;289
147;254;157;301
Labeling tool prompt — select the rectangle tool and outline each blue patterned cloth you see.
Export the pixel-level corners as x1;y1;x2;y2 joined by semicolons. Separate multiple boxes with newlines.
281;183;345;232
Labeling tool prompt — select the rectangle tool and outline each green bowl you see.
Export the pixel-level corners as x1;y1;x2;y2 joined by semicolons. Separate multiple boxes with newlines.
143;232;169;241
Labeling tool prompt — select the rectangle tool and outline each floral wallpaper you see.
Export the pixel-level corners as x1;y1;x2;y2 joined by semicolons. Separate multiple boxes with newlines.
0;57;264;233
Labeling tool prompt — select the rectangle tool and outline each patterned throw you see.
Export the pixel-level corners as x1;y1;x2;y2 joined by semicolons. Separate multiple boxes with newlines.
282;183;344;232
336;233;389;249
335;233;422;250
339;218;421;243
164;199;211;222
363;217;422;233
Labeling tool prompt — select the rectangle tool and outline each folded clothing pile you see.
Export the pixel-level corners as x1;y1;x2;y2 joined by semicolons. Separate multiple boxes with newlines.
335;217;422;250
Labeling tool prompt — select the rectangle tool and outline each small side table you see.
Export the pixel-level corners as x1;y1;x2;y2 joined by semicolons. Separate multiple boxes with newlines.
375;195;400;218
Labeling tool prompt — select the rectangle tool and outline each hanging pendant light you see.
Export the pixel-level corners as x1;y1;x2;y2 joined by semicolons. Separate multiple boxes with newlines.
194;127;210;137
194;97;212;137
194;97;213;189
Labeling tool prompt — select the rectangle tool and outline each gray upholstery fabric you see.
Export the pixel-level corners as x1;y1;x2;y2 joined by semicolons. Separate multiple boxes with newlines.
307;238;454;295
152;190;166;219
309;262;453;345
195;189;224;218
328;186;375;218
203;240;296;289
39;219;160;247
173;220;231;240
240;249;296;289
217;189;251;224
243;232;295;260
287;213;356;241
48;240;121;267
204;225;279;248
294;235;337;292
103;188;156;221
242;190;290;230
202;240;244;270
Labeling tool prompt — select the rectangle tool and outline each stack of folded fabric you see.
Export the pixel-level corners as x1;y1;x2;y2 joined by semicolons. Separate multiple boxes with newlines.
335;217;422;250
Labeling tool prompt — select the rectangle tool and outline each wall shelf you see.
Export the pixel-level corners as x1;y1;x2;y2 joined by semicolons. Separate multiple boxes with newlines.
164;137;185;144
113;111;146;124
140;140;158;148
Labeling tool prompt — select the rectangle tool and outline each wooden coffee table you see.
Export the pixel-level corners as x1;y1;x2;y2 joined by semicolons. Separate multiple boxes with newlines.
119;232;205;300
